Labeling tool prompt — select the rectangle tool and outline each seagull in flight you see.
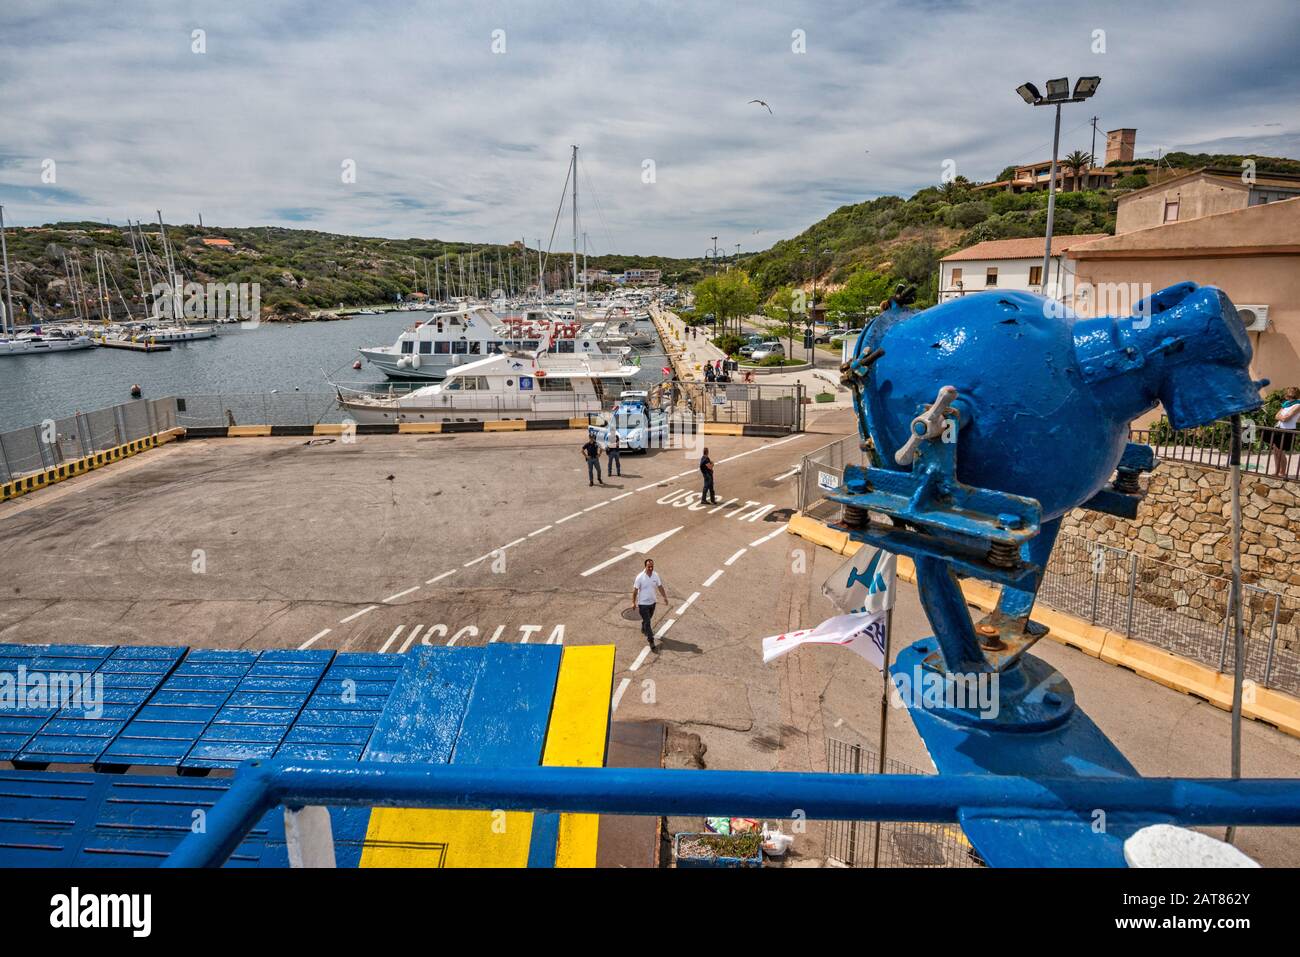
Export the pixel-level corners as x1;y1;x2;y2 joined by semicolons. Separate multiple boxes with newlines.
749;99;772;114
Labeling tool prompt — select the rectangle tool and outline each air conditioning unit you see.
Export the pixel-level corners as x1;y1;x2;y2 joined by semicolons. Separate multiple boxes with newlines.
1237;304;1271;332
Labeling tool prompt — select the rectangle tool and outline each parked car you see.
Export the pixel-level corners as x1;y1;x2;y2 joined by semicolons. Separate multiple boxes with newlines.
739;343;758;357
751;342;785;362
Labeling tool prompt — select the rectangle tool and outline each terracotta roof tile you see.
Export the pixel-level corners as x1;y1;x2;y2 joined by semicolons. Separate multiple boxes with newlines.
941;233;1108;262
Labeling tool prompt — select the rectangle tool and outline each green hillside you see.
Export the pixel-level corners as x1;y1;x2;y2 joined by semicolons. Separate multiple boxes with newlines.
1;223;705;322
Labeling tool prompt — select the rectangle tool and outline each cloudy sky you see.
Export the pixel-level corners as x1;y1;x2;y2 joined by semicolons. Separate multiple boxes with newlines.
2;0;1298;257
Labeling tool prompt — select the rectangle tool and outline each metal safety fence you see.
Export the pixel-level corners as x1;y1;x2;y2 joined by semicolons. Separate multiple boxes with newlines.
796;432;867;517
0;397;178;483
824;738;984;868
1131;421;1299;483
1044;532;1300;696
172;383;806;432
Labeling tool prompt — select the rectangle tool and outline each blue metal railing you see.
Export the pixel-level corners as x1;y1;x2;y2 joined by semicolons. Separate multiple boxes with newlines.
163;759;1300;867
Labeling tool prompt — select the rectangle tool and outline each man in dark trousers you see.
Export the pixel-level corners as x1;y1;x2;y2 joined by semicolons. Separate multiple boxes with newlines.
605;428;622;477
700;446;718;504
631;558;668;651
582;435;605;486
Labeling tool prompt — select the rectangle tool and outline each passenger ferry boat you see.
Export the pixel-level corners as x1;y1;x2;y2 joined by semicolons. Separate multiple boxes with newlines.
357;304;631;380
338;329;640;424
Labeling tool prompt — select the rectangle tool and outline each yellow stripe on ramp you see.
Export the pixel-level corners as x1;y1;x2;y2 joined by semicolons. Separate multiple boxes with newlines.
483;420;526;432
542;645;614;868
359;809;534;868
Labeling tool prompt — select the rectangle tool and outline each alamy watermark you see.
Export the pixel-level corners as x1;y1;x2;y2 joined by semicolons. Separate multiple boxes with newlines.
150;274;261;327
1;667;104;719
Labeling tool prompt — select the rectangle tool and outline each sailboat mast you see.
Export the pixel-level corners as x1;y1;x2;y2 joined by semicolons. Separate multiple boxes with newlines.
570;145;579;309
0;205;14;336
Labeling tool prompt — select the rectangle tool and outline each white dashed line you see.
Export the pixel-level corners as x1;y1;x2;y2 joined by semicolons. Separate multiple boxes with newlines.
379;626;403;654
655;618;676;639
299;629;331;650
583;501;608;512
528;525;553;537
637;482;662;492
555;512;582;524
611;677;632;712
724;548;747;566
426;569;457;584
339;605;377;624
773;466;800;481
383;585;420;603
750;524;790;547
612;491;634;501
629;645;651;672
675;591;700;615
703;569;724;587
464;553;492;567
501;537;527;549
717;434;801;464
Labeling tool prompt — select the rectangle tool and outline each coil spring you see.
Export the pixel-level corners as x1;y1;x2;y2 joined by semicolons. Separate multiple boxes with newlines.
1114;469;1140;494
842;505;867;529
987;539;1019;568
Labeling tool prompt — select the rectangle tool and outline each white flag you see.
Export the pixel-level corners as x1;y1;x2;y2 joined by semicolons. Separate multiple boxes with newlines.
822;546;896;615
762;611;887;670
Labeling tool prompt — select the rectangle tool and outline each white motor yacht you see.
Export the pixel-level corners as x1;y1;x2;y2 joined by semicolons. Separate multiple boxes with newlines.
358;304;629;381
338;332;639;425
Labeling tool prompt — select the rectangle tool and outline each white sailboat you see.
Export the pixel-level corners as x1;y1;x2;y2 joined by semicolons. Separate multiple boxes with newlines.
0;205;93;356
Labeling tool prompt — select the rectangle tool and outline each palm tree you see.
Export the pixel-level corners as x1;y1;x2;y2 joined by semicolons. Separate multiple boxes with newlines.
1063;150;1092;191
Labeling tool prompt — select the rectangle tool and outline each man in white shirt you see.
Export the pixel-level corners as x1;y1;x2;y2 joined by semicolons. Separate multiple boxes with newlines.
631;558;668;651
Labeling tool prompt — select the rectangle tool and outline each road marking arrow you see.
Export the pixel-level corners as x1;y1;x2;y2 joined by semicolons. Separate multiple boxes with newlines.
579;526;684;577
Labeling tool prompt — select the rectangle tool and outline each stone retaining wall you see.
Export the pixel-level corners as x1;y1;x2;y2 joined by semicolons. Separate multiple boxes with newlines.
1061;461;1300;601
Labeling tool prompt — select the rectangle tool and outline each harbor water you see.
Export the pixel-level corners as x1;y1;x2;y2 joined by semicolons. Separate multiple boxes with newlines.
0;312;667;432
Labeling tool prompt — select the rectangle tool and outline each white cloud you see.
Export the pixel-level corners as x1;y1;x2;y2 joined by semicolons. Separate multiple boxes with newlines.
0;0;1296;255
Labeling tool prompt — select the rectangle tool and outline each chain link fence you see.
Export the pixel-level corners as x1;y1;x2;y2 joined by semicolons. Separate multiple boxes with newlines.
0;398;178;483
824;738;984;868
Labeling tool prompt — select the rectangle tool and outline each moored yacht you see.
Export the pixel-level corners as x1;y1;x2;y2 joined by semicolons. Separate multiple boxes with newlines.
337;337;639;425
358;304;630;381
0;329;94;356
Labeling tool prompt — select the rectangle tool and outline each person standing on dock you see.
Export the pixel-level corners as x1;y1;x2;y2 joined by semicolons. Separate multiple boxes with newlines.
606;429;622;477
582;435;605;486
631;558;668;651
700;447;718;505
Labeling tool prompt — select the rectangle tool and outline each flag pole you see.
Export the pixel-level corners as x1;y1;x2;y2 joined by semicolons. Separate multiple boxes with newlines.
871;599;894;868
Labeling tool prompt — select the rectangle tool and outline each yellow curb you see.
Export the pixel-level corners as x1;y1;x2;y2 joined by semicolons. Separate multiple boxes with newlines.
483;420;527;432
313;424;348;435
227;425;273;437
396;423;443;434
701;422;744;437
785;511;1300;738
569;418;593;429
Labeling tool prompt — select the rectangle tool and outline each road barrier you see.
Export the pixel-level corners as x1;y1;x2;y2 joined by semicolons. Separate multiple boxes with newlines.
0;397;180;486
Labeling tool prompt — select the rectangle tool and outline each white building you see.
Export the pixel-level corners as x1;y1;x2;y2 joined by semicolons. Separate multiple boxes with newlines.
938;234;1107;302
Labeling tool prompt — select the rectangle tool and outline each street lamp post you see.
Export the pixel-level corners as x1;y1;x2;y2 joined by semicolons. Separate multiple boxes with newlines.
1016;76;1100;300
